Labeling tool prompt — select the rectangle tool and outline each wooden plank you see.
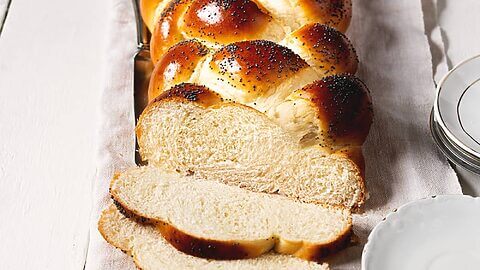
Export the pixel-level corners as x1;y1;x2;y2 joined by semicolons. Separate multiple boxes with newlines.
0;0;108;268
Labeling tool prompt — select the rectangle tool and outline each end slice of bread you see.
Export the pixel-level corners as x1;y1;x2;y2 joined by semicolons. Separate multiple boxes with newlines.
137;84;366;209
110;167;353;262
99;204;330;270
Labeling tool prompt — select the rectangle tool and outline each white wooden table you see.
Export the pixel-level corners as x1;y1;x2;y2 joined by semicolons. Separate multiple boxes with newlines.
0;0;478;269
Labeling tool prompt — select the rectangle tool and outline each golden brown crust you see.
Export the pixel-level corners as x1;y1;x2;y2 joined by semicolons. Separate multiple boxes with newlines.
147;0;352;62
289;23;358;75
292;225;353;261
157;221;270;260
149;0;283;63
151;0;193;63
112;198;153;225
148;40;209;102
210;40;309;101
150;83;223;107
299;75;373;147
140;0;162;31
299;0;352;33
181;0;273;44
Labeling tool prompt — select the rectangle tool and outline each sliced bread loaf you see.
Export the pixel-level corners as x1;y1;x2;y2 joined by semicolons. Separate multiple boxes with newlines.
99;204;330;270
110;167;353;262
136;84;366;209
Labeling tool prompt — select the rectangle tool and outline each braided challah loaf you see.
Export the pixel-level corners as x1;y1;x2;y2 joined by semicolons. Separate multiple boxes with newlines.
137;0;373;206
99;0;374;266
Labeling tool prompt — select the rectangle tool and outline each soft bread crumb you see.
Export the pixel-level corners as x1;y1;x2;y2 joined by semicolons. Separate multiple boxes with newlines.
137;100;365;209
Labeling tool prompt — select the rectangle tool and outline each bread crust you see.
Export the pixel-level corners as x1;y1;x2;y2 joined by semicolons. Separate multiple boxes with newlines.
149;83;223;107
296;75;373;147
148;40;209;101
147;0;353;62
181;0;273;44
111;192;353;263
150;0;284;63
140;0;162;31
287;23;358;75
158;221;273;260
151;0;192;63
284;225;353;262
209;40;309;101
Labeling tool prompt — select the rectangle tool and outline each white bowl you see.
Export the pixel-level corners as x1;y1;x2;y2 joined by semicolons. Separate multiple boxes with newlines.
362;195;480;270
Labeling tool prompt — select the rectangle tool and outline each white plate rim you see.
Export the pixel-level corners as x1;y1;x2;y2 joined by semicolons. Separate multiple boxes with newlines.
434;54;480;158
361;195;480;270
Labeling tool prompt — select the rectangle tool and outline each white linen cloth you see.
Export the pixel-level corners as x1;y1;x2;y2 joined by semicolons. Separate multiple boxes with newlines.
84;0;462;269
84;0;137;269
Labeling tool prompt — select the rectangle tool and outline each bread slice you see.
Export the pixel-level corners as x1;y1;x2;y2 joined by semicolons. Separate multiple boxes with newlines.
110;167;353;262
99;204;330;270
137;84;366;209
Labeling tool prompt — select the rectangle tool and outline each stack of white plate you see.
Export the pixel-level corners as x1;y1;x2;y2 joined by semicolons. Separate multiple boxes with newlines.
431;55;480;175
